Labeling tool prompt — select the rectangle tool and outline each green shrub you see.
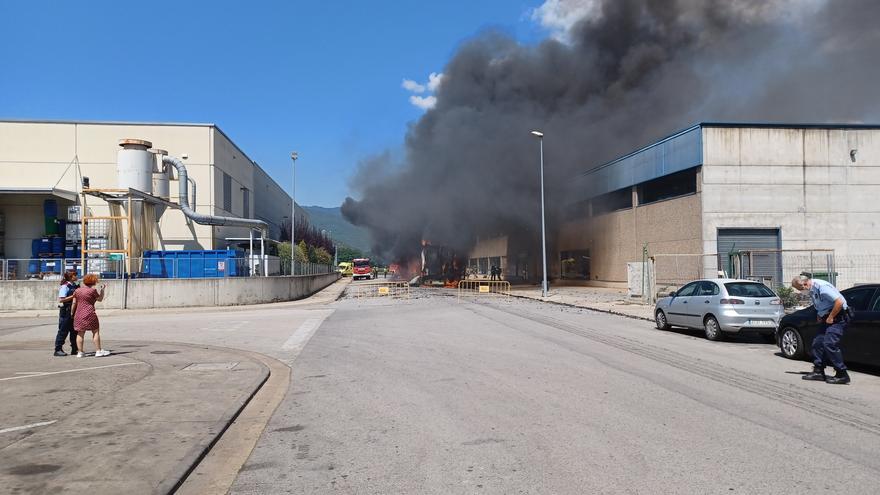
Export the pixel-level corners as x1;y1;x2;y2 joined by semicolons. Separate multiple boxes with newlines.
776;285;800;308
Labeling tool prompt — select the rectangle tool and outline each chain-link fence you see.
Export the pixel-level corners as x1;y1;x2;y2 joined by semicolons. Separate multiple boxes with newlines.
645;254;725;300
631;249;879;303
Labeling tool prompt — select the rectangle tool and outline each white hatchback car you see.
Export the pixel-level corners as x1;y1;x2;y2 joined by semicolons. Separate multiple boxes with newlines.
654;278;784;341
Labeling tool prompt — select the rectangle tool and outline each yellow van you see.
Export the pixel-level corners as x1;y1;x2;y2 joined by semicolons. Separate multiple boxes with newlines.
337;262;353;277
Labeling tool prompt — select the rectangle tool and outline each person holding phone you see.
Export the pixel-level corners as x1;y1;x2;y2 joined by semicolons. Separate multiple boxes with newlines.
71;273;109;357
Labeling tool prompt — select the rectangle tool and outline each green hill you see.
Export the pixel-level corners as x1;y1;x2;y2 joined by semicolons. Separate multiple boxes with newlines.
302;205;372;255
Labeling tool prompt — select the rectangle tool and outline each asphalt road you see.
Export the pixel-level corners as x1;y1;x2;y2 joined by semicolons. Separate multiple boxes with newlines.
232;289;880;494
3;284;880;494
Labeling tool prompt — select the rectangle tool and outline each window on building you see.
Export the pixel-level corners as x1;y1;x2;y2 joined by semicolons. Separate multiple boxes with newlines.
223;173;232;212
242;188;250;217
637;167;697;205
560;250;590;280
591;188;632;216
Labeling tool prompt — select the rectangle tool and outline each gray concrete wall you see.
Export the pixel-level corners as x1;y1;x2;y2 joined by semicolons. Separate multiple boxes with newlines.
701;126;880;257
0;273;340;310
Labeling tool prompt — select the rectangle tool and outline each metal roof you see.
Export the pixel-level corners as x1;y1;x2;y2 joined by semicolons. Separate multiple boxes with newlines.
576;121;880;201
0;118;216;127
0;187;78;202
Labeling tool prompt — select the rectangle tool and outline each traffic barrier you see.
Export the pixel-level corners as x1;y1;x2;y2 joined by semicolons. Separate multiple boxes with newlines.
457;280;511;300
351;280;411;299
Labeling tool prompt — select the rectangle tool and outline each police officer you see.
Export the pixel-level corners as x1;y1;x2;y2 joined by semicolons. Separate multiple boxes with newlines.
54;270;79;356
791;274;851;384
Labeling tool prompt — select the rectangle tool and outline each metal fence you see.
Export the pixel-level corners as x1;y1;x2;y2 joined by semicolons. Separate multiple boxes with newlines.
349;281;411;299
1;257;335;280
457;280;511;300
633;249;880;302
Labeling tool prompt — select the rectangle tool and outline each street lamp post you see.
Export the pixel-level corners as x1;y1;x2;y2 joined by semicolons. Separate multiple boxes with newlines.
290;151;298;276
530;130;549;298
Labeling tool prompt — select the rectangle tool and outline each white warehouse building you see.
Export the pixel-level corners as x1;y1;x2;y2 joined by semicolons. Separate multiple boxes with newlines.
0;119;295;263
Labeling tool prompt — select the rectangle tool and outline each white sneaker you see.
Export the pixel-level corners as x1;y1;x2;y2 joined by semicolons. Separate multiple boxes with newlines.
96;350;111;357
76;352;84;358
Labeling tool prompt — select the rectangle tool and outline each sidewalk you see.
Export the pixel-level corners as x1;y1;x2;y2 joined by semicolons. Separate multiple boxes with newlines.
0;341;269;494
511;285;654;321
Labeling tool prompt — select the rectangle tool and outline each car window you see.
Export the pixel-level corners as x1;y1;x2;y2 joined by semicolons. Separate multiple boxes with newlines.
843;288;876;312
676;282;700;297
872;293;880;311
724;282;775;298
698;282;720;296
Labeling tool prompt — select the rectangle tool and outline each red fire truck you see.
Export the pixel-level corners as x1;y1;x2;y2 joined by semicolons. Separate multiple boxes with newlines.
352;258;372;280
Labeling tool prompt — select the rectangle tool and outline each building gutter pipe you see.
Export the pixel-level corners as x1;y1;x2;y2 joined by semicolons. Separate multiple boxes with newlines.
162;155;269;235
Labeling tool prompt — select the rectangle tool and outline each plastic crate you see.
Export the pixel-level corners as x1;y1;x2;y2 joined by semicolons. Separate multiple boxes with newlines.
67;205;82;222
40;259;61;273
86;219;110;239
65;223;82;240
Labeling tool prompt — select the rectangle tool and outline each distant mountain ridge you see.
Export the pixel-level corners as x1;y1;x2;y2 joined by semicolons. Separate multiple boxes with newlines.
302;205;372;254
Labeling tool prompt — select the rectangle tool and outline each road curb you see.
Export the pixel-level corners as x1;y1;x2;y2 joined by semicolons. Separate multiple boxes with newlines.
174;350;291;495
509;292;654;322
142;343;271;495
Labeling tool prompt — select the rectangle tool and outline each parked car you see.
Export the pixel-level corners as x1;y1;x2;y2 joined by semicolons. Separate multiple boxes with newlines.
655;279;784;341
776;283;880;367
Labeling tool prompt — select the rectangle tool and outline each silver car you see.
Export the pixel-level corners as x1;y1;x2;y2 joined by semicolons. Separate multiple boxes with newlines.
654;278;784;341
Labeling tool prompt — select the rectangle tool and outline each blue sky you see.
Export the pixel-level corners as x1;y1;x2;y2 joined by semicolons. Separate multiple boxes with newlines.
0;0;551;207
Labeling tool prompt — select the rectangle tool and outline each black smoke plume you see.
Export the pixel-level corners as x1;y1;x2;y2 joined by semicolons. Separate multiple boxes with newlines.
342;0;880;262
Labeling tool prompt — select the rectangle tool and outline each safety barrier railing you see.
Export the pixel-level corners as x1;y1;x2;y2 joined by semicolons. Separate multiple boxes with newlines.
457;280;511;300
350;280;411;299
0;257;335;280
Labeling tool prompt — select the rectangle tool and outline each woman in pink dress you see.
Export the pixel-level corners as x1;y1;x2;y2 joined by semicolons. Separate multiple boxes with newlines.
71;273;109;357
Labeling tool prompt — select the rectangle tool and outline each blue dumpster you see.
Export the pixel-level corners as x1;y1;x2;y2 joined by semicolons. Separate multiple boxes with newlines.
141;250;245;278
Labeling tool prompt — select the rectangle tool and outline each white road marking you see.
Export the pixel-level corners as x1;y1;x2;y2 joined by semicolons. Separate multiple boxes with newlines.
0;420;57;434
281;310;335;353
0;362;143;382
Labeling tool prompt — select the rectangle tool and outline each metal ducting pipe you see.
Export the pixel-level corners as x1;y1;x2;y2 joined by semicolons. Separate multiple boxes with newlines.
162;155;268;235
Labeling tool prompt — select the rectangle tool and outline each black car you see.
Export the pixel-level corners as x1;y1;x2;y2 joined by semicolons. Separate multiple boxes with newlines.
776;284;880;367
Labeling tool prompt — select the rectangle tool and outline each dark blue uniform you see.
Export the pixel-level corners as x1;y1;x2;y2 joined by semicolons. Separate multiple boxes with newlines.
809;279;848;372
54;281;79;354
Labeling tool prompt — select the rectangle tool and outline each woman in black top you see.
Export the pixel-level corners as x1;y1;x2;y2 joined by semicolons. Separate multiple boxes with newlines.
54;270;79;356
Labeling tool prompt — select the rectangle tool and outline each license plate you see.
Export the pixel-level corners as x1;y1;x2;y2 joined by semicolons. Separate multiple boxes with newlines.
747;320;775;326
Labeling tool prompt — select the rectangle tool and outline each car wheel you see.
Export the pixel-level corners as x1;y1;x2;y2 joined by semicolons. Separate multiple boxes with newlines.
779;327;805;359
704;316;723;341
655;310;670;330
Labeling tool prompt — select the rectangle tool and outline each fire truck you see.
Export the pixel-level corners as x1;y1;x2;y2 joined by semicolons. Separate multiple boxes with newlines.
352;258;372;280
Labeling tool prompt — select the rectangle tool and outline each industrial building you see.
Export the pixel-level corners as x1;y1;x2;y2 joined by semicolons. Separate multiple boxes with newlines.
471;123;880;291
0;119;294;275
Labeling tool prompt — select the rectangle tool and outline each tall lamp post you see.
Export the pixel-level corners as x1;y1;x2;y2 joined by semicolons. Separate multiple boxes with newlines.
530;130;549;298
290;151;298;276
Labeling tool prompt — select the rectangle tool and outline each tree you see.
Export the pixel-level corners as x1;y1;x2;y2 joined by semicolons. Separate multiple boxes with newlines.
312;247;332;265
296;240;309;264
336;244;364;263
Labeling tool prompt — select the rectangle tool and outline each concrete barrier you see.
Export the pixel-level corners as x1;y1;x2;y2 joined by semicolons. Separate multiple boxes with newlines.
0;273;340;310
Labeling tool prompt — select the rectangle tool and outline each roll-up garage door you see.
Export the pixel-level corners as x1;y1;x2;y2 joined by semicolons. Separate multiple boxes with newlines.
717;228;782;285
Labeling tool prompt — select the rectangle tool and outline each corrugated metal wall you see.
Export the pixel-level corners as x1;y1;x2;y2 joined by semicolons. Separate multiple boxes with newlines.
578;125;703;200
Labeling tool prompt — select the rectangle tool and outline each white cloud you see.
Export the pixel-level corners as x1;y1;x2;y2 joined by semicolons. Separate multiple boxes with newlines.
401;79;426;93
409;95;437;110
531;0;601;40
427;72;444;92
402;72;444;111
